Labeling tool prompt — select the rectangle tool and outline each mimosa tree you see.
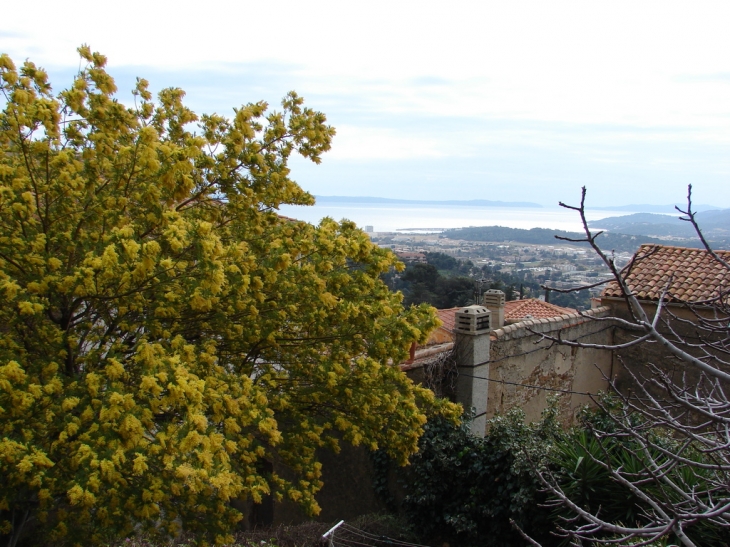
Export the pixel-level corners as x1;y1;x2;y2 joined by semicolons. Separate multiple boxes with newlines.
0;47;458;546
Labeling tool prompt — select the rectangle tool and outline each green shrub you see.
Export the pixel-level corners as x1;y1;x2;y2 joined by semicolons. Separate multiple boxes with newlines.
400;409;560;547
550;405;730;547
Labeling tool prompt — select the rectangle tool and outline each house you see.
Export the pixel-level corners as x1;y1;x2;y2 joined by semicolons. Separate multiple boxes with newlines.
402;244;730;435
425;298;577;346
503;299;577;323
403;290;612;433
274;244;730;524
395;251;427;263
600;243;730;318
599;244;730;390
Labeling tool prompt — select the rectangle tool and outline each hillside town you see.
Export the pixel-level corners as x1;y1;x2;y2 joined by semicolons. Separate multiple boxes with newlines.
370;230;632;301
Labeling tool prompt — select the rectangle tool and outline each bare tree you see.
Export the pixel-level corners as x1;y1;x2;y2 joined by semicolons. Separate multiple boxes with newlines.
531;186;730;547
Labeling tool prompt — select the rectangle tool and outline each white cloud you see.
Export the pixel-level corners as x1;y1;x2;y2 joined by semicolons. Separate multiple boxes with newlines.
3;0;730;205
327;125;460;160
5;1;730;130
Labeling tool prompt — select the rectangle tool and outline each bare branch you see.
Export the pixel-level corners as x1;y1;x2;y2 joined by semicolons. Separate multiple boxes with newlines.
676;184;730;271
535;187;730;544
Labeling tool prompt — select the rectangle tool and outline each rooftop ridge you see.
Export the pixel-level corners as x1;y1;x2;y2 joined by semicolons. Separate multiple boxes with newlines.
491;306;611;341
504;298;577;320
635;243;730;253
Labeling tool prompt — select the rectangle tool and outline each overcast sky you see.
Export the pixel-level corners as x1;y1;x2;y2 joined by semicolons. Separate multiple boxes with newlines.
3;1;730;207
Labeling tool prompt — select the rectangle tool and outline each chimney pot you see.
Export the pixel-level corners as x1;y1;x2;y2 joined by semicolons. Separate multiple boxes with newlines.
482;289;505;328
453;305;491;335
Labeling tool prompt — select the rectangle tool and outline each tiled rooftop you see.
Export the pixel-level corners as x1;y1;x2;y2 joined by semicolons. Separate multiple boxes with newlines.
435;300;576;332
602;244;730;303
504;299;577;321
435;307;460;332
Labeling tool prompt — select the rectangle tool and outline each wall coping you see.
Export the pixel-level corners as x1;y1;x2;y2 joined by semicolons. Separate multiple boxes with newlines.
400;342;454;371
490;306;611;341
401;307;613;371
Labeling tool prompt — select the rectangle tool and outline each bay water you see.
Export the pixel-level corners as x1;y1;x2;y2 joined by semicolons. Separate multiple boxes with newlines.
277;202;634;233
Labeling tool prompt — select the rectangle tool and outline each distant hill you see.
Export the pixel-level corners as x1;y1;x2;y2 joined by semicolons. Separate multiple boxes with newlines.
442;226;675;253
315;196;542;208
588;209;730;242
588;204;721;213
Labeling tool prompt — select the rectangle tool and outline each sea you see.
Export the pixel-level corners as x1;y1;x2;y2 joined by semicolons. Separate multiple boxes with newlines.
277;202;634;234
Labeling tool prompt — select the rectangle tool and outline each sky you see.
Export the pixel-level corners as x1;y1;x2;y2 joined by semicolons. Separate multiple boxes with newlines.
3;0;730;208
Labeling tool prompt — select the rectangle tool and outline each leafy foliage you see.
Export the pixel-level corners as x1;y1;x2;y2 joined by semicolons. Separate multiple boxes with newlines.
549;404;730;546
400;410;561;547
0;48;459;545
423;252;458;271
533;188;730;546
388;254;477;308
551;429;645;529
398;402;729;547
549;288;591;310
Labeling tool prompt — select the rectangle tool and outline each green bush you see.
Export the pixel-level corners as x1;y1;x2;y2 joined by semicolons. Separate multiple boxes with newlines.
550;405;729;547
391;398;729;547
400;409;560;547
551;429;644;527
398;402;729;547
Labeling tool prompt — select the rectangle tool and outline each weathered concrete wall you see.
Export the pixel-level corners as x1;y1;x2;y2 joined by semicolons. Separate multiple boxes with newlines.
602;297;722;324
260;299;725;525
240;442;387;528
404;308;617;428
487;307;615;425
603;297;729;392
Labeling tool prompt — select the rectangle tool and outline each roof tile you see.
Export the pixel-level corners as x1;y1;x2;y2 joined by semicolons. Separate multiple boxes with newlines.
435;307;460;332
435;300;577;332
504;299;577;321
602;244;730;303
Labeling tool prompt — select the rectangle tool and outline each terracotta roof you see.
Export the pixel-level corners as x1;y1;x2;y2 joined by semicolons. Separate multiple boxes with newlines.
396;252;427;260
435;300;576;331
504;299;577;321
435;307;460;332
602;244;730;303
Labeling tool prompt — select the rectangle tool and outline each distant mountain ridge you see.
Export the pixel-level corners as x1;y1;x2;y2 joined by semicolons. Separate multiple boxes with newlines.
588;209;730;241
443;226;671;253
315;196;724;212
315;195;542;208
588;203;721;213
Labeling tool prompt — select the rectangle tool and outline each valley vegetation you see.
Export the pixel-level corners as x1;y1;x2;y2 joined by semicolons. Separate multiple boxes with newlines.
388;252;586;309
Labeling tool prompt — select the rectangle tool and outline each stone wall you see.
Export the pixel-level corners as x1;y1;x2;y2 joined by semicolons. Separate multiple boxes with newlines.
268;442;388;526
260;299;722;525
603;297;728;393
404;308;617;428
487;307;615;425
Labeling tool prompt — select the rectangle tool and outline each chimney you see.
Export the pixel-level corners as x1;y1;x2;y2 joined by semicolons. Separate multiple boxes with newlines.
482;289;505;329
453;305;491;437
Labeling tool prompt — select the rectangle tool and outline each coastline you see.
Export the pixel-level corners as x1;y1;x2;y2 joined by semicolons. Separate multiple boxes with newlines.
277;202;631;234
